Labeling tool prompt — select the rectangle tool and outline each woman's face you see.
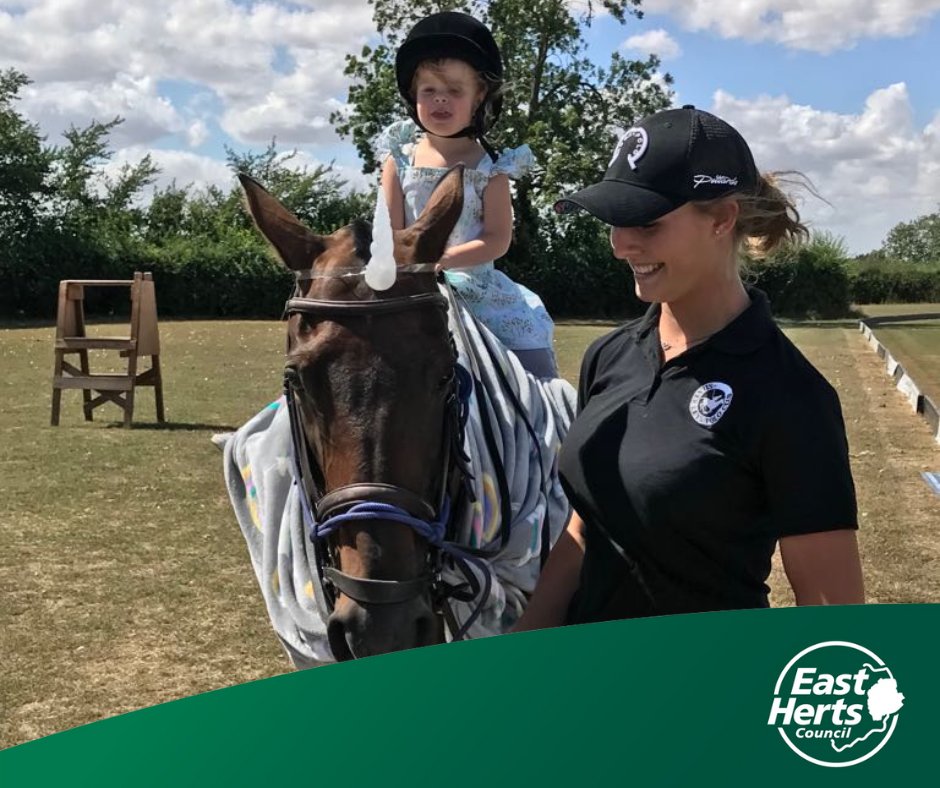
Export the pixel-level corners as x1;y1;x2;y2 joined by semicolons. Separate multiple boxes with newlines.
413;60;483;137
609;202;735;305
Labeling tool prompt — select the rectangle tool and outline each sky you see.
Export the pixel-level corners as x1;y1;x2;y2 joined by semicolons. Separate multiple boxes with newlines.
2;0;939;254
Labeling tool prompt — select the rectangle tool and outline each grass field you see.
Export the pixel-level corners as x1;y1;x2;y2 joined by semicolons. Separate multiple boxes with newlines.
1;312;938;748
857;304;940;406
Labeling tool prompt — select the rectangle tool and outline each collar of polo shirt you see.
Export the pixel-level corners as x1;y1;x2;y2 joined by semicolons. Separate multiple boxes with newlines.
633;287;775;356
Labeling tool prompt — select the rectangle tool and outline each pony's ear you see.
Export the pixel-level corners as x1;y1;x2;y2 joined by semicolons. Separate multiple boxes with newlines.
238;173;326;271
394;165;464;264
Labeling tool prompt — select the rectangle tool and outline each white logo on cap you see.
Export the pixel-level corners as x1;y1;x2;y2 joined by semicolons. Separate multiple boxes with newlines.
693;174;739;189
689;382;733;427
610;127;648;170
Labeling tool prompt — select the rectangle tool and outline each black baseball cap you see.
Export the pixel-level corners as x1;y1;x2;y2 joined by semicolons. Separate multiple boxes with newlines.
554;105;760;226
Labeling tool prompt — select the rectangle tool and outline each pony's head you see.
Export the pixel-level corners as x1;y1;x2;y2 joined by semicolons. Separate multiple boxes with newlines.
239;169;465;659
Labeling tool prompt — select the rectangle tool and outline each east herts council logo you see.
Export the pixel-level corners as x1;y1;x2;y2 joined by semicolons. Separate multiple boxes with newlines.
769;641;905;767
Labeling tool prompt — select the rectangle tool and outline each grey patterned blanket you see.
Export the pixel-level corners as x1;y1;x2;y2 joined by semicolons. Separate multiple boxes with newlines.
220;289;576;666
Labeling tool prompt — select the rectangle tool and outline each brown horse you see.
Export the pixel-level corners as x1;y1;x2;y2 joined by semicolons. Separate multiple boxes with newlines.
239;167;474;660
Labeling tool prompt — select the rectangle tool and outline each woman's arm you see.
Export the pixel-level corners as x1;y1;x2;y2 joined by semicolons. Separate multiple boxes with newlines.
512;510;587;632
780;529;865;605
380;157;406;231
437;173;513;270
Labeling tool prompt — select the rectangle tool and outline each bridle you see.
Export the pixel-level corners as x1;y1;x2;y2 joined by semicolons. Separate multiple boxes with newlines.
283;264;490;640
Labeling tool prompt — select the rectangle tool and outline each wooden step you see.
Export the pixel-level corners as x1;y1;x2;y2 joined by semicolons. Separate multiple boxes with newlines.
53;375;135;391
56;337;136;351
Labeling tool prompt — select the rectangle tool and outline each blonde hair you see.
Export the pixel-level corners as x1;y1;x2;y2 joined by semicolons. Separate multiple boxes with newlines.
695;171;813;258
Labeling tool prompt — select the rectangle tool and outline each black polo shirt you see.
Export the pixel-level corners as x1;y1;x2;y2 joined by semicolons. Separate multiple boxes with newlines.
559;287;857;623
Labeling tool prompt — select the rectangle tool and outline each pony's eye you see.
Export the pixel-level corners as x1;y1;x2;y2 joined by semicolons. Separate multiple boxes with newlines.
284;367;303;390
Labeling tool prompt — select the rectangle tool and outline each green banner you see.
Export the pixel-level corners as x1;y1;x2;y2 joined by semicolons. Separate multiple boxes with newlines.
1;604;935;786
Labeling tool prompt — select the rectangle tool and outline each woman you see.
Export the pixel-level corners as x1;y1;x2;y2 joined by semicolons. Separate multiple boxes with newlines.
515;105;864;630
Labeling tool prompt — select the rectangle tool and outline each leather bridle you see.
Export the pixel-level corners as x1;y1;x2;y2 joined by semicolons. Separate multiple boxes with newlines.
283;266;489;639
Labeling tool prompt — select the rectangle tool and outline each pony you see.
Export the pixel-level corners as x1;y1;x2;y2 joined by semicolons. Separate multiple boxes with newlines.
229;167;575;662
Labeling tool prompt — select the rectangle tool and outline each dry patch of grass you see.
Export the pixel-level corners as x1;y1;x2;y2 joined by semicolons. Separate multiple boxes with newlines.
766;324;940;607
1;316;937;749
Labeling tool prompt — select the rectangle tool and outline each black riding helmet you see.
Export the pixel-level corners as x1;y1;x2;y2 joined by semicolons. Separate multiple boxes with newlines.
395;11;503;160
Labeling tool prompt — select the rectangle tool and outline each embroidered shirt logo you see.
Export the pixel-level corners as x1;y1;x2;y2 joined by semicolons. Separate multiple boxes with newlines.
689;382;733;426
693;174;739;189
611;127;649;170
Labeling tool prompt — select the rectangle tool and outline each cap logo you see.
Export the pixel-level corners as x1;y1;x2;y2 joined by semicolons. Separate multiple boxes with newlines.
693;174;739;189
610;127;648;170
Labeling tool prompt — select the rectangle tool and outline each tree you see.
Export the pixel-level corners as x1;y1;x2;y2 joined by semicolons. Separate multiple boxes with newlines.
882;209;940;264
330;0;672;306
0;69;54;242
48;117;158;237
226;140;374;233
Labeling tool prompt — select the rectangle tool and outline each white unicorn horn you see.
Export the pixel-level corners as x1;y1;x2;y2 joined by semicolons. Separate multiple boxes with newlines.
364;188;397;291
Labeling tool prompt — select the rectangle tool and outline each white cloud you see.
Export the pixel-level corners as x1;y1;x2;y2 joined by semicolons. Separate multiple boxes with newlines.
103;146;236;196
186;120;210;148
710;84;940;252
0;0;376;147
646;0;940;52
20;75;186;147
102;145;372;204
622;28;682;60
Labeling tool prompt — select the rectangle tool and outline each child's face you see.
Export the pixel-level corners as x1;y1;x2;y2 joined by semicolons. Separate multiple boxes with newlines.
413;59;484;138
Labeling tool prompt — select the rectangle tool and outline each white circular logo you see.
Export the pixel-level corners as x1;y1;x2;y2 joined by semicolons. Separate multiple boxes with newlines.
610;127;648;170
689;382;732;426
769;641;905;767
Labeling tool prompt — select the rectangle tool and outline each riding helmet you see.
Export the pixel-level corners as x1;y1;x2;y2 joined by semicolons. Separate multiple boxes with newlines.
395;12;504;141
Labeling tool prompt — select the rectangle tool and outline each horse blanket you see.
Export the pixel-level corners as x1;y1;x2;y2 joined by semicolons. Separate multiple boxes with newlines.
220;289;577;666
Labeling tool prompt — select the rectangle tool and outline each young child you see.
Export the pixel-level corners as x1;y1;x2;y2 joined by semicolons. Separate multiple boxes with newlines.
375;11;557;378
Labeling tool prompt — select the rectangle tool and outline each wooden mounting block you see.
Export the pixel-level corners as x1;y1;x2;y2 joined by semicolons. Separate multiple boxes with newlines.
50;272;165;428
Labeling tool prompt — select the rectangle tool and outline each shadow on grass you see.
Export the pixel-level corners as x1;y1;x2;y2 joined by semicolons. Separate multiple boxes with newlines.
97;421;240;432
776;318;862;330
863;312;940;326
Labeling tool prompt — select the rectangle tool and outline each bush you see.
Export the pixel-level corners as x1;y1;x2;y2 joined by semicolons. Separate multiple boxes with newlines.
502;213;645;319
0;222;294;320
747;234;852;319
846;258;940;303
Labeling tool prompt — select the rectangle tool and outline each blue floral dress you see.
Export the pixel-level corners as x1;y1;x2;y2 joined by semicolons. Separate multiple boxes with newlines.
375;120;555;353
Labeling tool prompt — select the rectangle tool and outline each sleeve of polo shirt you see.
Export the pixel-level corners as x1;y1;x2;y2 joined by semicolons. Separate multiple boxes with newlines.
762;376;858;538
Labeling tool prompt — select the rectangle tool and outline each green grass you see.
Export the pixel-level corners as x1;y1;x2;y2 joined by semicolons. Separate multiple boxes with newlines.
1;315;938;748
855;304;940;405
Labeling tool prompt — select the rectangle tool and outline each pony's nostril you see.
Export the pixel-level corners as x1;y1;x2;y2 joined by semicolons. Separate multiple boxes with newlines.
327;617;354;662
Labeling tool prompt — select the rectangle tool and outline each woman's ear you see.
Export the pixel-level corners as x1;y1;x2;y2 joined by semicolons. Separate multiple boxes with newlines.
712;198;741;238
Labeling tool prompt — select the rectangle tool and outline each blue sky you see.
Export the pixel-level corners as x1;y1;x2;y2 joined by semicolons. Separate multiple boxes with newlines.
590;11;940;129
2;0;939;253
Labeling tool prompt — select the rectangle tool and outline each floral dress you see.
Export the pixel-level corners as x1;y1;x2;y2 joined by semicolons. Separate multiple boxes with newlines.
375;119;555;352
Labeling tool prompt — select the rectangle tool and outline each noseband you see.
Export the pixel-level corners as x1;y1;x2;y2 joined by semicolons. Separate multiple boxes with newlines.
284;266;488;639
